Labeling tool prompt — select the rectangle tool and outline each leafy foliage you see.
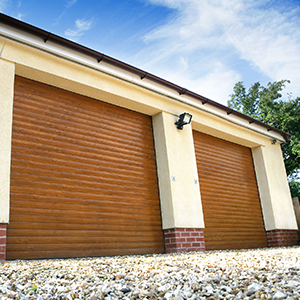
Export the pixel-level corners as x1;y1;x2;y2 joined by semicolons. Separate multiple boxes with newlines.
228;80;300;197
289;178;300;199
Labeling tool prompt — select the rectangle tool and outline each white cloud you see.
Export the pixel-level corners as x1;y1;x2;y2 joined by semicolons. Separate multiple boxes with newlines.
65;18;93;40
16;12;25;20
224;4;300;88
54;0;77;25
75;19;93;31
66;0;77;8
179;56;188;71
0;0;9;12
138;0;300;105
0;0;25;20
54;12;66;25
162;61;241;103
190;63;240;104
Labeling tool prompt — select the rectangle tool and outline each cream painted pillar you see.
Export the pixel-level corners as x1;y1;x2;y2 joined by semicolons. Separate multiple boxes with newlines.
152;111;205;230
0;59;15;223
252;143;298;231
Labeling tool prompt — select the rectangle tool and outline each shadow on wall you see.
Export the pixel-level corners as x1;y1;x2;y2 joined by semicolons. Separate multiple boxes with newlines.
292;197;300;243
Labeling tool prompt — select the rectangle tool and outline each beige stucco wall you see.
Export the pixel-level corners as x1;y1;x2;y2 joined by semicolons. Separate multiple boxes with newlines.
0;33;298;232
152;112;204;229
0;58;15;223
252;143;298;231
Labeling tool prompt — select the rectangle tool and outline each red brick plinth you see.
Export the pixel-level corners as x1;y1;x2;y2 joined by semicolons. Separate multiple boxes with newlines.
164;228;205;253
266;229;299;247
0;224;7;261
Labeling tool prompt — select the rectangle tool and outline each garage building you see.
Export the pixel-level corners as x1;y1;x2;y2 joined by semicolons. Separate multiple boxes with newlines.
0;14;298;260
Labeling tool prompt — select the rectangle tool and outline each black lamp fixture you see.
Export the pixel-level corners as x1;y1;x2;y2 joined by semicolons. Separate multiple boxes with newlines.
175;112;193;130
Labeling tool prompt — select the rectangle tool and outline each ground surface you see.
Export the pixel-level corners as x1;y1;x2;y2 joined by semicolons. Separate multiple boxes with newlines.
0;247;300;299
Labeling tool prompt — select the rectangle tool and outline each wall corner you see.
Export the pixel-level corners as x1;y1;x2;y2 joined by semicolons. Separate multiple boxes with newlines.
0;59;15;224
252;143;298;232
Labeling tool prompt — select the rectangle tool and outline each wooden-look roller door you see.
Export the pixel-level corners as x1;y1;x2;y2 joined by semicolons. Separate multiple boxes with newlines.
193;131;268;250
7;76;164;260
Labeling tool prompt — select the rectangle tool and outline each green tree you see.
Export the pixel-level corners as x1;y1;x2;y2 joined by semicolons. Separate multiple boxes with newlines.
289;177;300;199
228;80;300;198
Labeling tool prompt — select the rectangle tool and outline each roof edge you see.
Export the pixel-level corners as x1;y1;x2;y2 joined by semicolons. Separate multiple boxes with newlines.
0;13;290;142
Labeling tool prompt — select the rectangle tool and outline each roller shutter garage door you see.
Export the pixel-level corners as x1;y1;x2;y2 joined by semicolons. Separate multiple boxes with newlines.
7;76;164;260
193;131;268;250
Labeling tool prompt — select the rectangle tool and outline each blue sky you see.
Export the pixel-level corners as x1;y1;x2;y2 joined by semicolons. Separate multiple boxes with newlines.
1;0;300;106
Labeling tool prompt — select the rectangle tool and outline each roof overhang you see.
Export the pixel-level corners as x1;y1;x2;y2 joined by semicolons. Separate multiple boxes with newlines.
0;13;290;143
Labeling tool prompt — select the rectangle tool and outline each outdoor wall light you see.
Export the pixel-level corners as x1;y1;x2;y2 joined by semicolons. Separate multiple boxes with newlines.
175;112;193;130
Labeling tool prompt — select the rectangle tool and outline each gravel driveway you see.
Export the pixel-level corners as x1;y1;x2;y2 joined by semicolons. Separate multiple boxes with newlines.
0;246;299;300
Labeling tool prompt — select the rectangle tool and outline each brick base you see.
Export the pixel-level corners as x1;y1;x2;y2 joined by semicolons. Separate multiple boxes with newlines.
266;229;299;248
0;224;7;261
164;228;205;253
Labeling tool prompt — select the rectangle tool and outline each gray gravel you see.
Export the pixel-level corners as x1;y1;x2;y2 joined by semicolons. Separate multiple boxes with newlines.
0;246;300;299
